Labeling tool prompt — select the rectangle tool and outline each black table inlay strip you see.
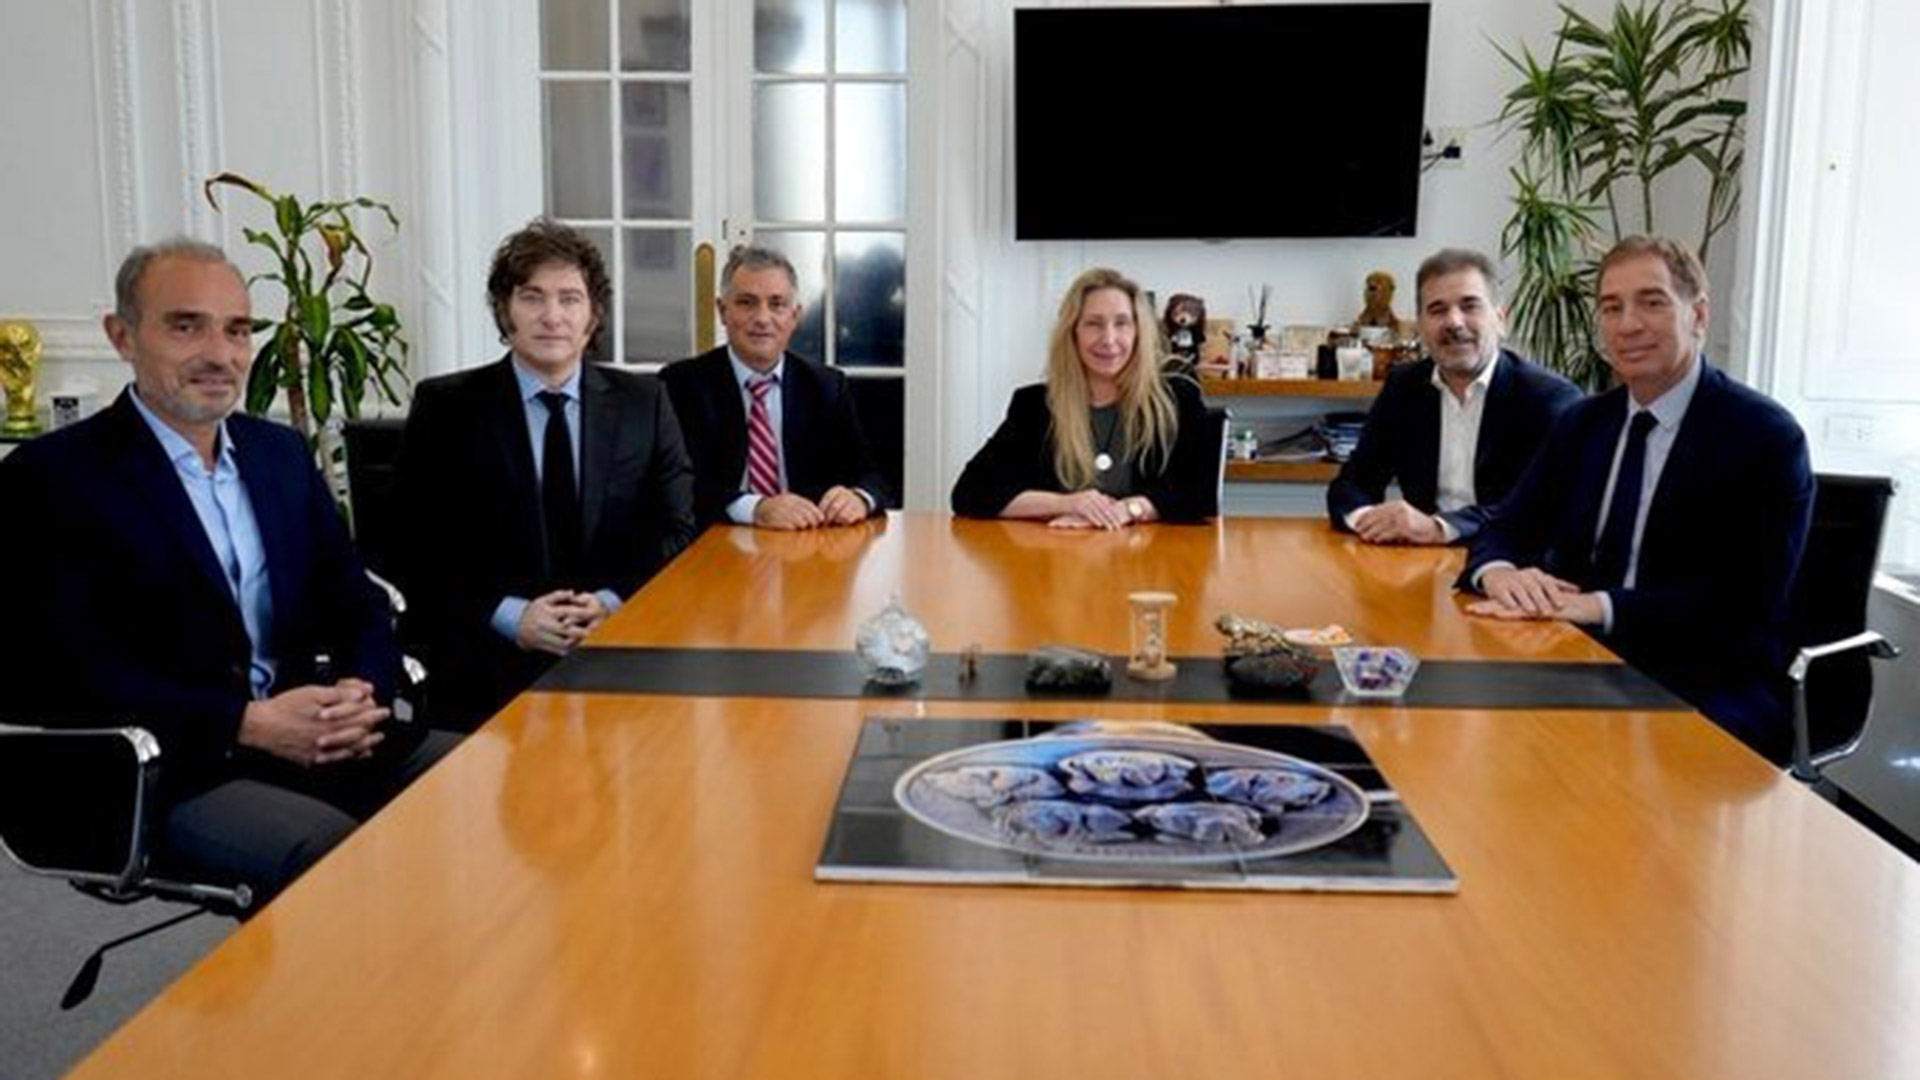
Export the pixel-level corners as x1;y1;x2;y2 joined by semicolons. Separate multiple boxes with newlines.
535;648;1688;711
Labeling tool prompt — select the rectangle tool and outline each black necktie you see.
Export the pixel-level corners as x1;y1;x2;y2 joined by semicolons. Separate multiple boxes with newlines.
1593;410;1658;589
538;391;582;583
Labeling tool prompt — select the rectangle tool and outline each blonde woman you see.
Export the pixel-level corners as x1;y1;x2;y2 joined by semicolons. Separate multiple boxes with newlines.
952;268;1219;527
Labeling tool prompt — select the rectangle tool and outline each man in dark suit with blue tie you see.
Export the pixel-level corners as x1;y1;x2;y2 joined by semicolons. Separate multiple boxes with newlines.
0;240;455;902
1329;248;1580;545
661;246;889;531
397;220;697;731
1463;236;1814;761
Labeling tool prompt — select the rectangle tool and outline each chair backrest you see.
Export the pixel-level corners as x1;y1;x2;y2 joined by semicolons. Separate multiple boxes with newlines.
1205;404;1231;515
0;726;158;892
1790;473;1897;753
343;417;408;582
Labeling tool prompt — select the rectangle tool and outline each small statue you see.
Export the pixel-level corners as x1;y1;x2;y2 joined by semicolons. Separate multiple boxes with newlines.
1160;294;1207;377
0;319;44;437
1354;271;1405;339
1215;613;1293;659
958;643;982;684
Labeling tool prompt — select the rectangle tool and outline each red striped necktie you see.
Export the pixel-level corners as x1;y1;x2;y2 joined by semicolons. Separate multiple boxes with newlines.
746;373;782;497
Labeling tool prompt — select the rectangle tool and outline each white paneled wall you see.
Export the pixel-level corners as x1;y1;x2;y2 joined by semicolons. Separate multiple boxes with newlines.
1751;0;1920;567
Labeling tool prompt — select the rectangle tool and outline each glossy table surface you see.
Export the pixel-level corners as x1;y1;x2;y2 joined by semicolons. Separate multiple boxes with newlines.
69;517;1920;1080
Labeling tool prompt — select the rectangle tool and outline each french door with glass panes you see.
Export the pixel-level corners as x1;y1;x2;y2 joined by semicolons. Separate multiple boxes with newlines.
537;0;908;493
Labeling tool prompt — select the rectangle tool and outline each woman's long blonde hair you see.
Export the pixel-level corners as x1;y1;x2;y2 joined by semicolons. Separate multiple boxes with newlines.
1045;268;1178;491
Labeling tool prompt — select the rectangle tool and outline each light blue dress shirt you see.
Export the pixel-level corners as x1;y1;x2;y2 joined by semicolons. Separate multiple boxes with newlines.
489;358;622;641
129;388;277;697
1590;353;1705;628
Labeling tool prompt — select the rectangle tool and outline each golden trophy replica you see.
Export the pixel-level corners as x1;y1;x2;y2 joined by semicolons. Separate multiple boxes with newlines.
0;319;44;437
1127;590;1178;682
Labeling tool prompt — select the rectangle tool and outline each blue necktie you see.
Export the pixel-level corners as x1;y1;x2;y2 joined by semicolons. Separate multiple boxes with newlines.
1593;410;1658;589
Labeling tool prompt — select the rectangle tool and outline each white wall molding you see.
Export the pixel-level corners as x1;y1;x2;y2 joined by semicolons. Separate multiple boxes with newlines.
30;316;117;365
172;0;221;239
92;0;143;266
410;0;461;378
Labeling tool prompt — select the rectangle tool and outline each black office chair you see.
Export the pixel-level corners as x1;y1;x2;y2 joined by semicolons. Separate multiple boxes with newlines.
1785;473;1902;783
0;723;251;1007
1205;403;1231;514
343;417;407;583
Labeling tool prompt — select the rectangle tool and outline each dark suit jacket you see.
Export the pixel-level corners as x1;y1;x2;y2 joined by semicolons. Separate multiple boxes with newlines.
1464;363;1814;760
0;390;399;791
1327;350;1580;541
660;346;891;528
395;356;697;728
950;376;1220;522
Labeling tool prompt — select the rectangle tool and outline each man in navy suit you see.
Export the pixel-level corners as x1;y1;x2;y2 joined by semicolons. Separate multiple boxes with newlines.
1328;248;1579;544
397;220;697;731
1463;236;1814;761
0;240;455;902
661;246;890;531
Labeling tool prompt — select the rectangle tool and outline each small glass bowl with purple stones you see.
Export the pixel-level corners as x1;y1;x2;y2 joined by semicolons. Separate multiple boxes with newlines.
1332;646;1419;699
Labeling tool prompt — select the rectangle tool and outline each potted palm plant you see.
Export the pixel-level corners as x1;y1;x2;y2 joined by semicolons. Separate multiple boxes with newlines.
1494;0;1749;388
202;172;409;487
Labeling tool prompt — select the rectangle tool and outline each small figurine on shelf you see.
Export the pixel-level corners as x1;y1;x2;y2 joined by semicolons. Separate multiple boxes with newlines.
1245;284;1273;350
1160;293;1207;378
1355;271;1406;339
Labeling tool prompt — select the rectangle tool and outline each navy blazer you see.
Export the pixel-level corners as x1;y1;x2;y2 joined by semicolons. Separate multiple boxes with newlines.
661;346;892;528
0;390;398;788
1327;350;1580;541
396;356;697;727
1465;363;1814;758
950;376;1220;522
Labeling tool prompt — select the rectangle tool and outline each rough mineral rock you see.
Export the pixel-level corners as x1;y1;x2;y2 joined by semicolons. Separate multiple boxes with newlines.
1024;646;1113;693
1225;651;1320;697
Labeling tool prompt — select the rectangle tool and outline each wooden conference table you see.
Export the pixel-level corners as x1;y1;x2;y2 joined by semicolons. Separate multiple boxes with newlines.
70;516;1920;1080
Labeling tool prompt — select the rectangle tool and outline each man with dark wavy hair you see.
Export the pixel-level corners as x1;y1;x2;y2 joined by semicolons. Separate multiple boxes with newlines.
397;219;696;730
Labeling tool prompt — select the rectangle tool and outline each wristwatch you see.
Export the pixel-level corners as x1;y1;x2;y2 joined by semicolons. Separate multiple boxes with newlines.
1126;498;1145;520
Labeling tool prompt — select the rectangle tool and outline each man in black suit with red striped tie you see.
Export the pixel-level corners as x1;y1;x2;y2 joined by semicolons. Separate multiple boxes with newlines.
662;246;890;531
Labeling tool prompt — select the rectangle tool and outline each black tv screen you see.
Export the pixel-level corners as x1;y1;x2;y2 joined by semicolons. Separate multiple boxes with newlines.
1014;4;1432;240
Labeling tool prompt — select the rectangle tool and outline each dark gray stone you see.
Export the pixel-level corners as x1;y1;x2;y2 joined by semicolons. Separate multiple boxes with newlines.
1024;646;1113;694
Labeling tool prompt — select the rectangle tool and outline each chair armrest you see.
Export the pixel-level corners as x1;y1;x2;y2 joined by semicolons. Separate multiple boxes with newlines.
0;725;160;895
1789;631;1902;782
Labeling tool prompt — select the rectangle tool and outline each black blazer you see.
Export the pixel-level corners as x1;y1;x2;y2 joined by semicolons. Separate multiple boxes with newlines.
0;391;398;789
396;356;697;727
950;376;1219;522
1327;350;1580;540
660;346;891;528
1464;363;1814;759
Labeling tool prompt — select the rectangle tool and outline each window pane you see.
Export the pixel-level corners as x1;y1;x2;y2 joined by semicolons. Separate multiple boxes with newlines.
542;0;608;71
835;231;904;367
577;226;615;361
755;83;826;222
623;227;693;364
836;0;905;75
544;82;612;219
619;0;690;72
752;230;827;362
621;83;692;219
755;0;826;74
834;84;904;223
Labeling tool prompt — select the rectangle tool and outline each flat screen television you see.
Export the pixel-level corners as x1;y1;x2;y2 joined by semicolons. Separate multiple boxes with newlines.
1014;4;1432;241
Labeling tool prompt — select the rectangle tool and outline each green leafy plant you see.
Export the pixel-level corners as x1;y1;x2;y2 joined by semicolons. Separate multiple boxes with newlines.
1494;0;1750;387
203;171;409;441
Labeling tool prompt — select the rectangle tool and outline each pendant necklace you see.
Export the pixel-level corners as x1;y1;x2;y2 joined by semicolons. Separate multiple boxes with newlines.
1093;409;1119;473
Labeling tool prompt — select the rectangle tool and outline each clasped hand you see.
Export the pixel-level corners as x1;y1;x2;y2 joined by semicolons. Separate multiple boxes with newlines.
240;678;389;767
1047;490;1143;531
516;590;611;656
754;487;869;530
1350;500;1446;545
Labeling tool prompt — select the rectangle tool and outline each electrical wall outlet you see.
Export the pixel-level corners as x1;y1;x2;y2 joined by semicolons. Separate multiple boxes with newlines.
1434;127;1468;168
1825;413;1878;451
